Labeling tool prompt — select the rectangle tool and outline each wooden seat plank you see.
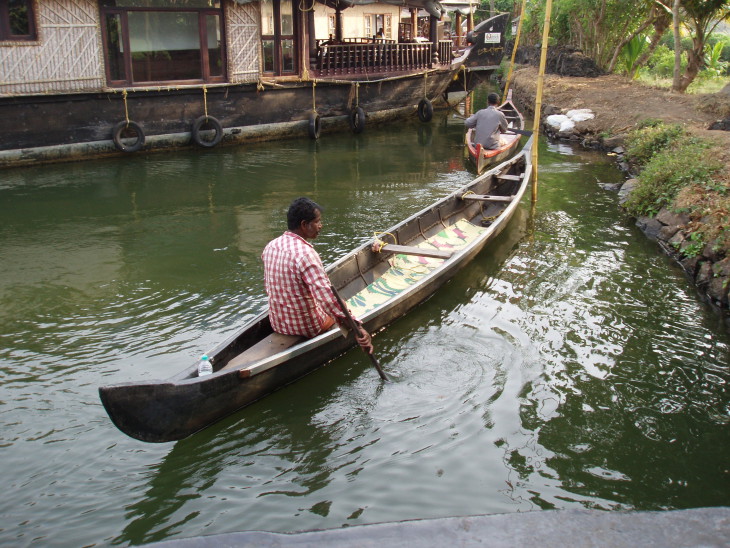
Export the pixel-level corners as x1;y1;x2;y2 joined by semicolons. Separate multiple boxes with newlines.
495;173;523;181
380;244;453;259
462;194;514;203
222;332;304;371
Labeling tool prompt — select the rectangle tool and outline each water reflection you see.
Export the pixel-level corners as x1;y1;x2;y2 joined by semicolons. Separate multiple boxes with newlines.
486;139;730;512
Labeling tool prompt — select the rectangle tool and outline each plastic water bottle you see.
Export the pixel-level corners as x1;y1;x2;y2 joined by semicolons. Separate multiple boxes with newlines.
198;354;213;377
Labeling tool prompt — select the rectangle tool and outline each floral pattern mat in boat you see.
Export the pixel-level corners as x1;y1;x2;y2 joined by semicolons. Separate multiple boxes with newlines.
347;219;485;317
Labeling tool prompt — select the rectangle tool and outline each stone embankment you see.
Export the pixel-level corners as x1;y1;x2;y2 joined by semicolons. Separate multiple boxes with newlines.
510;66;730;314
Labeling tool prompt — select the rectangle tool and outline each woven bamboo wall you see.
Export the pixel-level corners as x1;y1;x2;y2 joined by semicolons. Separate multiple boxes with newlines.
0;0;105;96
1;0;262;96
226;1;260;84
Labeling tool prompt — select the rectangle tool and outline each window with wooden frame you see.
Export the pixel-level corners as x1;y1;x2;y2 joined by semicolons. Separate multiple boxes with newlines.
99;0;225;86
0;0;37;41
260;0;297;76
364;13;391;39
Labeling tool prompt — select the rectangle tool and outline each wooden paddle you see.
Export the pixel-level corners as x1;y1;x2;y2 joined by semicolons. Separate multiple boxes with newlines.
330;284;389;381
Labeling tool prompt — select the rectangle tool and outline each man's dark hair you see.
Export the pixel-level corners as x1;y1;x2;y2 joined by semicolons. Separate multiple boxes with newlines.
287;197;322;230
487;92;500;105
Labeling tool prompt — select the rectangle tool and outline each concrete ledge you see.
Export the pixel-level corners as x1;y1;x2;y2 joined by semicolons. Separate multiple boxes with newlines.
149;507;730;547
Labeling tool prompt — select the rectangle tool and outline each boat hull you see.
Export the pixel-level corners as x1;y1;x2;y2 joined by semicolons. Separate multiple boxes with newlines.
0;68;457;167
99;138;533;443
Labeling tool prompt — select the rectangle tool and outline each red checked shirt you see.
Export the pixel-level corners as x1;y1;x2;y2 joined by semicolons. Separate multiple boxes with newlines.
262;231;346;337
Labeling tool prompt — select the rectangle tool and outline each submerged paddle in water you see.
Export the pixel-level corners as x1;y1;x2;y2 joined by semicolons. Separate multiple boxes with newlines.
330;284;390;382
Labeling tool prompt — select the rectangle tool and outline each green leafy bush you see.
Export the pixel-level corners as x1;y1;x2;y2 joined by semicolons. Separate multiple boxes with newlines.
619;35;648;77
703;41;729;77
624;122;685;165
623;138;725;217
641;44;687;79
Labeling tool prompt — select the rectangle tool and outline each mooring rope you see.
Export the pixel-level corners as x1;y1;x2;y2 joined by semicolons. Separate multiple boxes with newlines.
203;86;209;120
312;81;317;112
373;231;397;252
122;89;130;126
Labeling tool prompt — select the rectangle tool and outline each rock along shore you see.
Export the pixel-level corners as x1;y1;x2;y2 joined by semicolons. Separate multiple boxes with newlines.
510;66;730;316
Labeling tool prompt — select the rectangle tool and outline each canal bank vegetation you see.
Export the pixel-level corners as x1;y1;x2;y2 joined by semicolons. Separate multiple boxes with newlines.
622;121;729;252
620;120;730;307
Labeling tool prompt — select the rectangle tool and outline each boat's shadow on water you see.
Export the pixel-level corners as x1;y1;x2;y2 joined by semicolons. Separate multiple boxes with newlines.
114;203;533;545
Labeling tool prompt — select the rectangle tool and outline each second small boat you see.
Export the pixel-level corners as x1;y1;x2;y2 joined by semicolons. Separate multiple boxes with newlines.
464;90;525;174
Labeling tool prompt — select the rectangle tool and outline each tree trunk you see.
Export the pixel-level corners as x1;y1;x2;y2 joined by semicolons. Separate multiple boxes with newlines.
676;38;704;92
489;0;495;17
671;0;682;92
630;13;671;77
606;15;655;73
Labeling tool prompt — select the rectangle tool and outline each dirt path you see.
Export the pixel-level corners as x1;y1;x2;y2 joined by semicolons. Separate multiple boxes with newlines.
511;66;730;156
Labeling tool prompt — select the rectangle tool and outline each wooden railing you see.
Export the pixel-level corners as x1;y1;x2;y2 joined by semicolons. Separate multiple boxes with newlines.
437;40;453;64
315;41;444;76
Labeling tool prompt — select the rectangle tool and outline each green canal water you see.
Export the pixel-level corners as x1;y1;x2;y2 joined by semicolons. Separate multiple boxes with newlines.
0;104;728;546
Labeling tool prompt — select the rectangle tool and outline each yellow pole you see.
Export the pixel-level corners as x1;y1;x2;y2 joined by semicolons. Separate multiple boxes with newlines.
532;0;553;203
502;0;527;103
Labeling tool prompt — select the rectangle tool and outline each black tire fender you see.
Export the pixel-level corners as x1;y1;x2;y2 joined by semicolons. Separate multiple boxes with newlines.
112;120;145;153
192;115;223;148
417;98;433;123
349;106;365;134
308;112;321;140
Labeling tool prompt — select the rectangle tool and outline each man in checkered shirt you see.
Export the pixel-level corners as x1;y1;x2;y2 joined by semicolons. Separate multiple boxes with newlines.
262;197;373;353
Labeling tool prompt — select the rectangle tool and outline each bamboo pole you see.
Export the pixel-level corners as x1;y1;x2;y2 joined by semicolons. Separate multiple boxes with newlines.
502;0;527;103
531;0;553;203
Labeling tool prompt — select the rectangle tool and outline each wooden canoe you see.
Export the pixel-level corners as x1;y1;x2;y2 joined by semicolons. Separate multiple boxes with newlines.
464;91;525;175
99;137;534;443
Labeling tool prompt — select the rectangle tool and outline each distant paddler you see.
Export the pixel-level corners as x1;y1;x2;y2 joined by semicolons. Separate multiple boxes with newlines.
464;92;509;150
262;197;374;353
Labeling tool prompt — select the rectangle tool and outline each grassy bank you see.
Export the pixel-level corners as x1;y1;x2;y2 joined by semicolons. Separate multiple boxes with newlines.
622;121;730;259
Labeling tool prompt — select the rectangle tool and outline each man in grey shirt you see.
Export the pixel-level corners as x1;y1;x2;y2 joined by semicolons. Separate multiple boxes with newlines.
465;92;508;149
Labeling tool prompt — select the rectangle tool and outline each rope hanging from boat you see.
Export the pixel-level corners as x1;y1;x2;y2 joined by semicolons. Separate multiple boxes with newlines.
423;72;428;99
355;82;360;107
312;81;317;112
203;86;209;120
372;231;397;252
122;89;130;126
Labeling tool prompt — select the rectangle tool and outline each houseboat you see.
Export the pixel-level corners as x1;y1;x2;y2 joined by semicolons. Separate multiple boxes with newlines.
0;0;509;167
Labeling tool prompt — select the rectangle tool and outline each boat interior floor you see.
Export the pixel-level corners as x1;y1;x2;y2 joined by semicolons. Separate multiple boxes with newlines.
347;218;485;317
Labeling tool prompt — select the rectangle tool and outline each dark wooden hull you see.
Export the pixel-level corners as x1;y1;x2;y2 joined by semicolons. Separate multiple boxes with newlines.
465;97;525;174
99;137;534;443
0;69;455;158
